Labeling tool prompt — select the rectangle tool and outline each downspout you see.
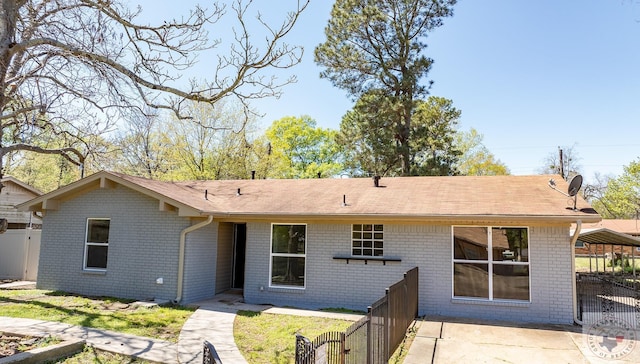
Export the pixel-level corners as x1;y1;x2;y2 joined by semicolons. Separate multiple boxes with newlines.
174;215;214;303
571;220;582;325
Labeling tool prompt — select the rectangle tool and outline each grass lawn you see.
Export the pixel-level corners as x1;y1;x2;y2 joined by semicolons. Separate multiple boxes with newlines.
0;289;194;342
575;256;640;273
234;310;417;364
234;310;353;364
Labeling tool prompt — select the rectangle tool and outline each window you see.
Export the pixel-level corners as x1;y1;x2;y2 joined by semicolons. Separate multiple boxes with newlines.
452;226;530;301
84;219;110;270
270;224;306;288
352;224;383;257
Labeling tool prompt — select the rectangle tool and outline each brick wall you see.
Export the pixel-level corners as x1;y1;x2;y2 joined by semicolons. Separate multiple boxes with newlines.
244;222;575;324
182;221;218;302
37;185;191;302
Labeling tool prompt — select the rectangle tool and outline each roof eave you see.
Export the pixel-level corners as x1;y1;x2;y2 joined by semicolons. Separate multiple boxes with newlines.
16;171;204;217
209;212;601;224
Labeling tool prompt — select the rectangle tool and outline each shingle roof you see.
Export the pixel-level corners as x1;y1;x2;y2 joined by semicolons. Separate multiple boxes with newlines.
580;219;640;236
19;171;601;223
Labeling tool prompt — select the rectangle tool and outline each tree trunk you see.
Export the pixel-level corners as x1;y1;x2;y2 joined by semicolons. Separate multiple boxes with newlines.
0;0;18;191
399;96;413;176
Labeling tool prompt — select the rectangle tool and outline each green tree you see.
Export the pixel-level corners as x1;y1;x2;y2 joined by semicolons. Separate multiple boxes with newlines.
0;0;308;190
409;96;461;176
591;159;640;219
315;0;456;175
3;129;113;192
455;128;509;176
265;116;343;178
338;94;460;176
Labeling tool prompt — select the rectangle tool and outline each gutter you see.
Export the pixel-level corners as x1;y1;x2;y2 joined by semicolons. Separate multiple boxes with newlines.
174;215;214;303
571;220;582;325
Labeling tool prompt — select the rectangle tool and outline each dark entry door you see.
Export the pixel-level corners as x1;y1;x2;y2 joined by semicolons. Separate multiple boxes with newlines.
232;224;246;289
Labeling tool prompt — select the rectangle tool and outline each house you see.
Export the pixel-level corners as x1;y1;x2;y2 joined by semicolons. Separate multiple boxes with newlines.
18;171;601;325
0;176;43;281
0;176;42;229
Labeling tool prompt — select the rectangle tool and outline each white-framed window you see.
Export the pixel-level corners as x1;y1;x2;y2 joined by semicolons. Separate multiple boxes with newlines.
270;224;306;288
84;218;110;270
352;224;383;257
452;226;530;302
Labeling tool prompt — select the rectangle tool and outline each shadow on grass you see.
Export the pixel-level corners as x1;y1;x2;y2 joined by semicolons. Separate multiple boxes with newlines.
0;290;194;340
236;310;262;318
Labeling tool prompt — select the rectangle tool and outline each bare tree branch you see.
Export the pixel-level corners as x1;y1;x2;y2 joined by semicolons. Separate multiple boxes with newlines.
0;0;309;188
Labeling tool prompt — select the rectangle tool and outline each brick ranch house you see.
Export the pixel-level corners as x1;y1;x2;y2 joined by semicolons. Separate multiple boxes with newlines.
18;171;601;324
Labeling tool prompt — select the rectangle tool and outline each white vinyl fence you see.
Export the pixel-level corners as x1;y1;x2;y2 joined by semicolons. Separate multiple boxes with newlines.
0;229;41;281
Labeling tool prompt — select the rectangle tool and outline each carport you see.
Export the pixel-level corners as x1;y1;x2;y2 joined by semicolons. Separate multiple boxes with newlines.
574;227;640;328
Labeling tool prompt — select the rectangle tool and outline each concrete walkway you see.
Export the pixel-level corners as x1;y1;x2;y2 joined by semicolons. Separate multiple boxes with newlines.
0;317;178;363
404;316;640;364
177;293;363;363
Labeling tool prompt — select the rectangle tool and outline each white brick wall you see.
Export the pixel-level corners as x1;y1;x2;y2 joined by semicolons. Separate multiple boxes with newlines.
182;221;218;302
244;223;575;324
38;185;191;302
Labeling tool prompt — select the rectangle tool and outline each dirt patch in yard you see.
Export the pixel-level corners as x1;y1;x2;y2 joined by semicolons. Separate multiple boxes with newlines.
0;334;59;358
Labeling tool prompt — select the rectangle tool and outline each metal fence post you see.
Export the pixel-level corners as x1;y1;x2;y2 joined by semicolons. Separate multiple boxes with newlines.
385;287;390;361
367;305;372;364
340;332;346;364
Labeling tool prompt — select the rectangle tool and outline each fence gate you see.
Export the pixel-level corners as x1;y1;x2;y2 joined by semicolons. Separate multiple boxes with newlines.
577;273;640;329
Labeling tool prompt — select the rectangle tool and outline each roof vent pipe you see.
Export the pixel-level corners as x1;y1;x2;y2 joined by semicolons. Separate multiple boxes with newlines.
204;189;208;200
317;172;321;178
342;194;347;207
237;188;241;196
373;176;381;187
251;171;256;180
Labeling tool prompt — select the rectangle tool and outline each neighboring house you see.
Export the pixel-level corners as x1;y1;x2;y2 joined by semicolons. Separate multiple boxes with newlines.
0;176;42;281
0;176;42;229
574;219;640;256
18;171;600;325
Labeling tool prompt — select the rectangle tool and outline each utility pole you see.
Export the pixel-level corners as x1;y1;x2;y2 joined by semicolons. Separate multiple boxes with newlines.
558;147;565;180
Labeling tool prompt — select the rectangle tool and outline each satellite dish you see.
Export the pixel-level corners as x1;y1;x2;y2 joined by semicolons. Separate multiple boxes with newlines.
567;175;583;197
547;174;583;211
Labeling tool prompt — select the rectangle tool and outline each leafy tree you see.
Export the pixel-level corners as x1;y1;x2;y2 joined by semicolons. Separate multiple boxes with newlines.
591;159;640;219
0;0;309;189
538;145;582;180
315;0;456;175
3;129;113;192
338;94;460;176
455;128;509;176
409;96;461;176
265;116;343;178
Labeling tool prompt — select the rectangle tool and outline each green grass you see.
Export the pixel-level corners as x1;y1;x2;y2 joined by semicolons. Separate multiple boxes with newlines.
575;256;640;273
319;307;367;315
234;310;353;364
0;289;194;342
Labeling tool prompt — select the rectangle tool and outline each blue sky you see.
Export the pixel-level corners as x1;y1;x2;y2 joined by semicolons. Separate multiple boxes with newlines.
136;1;640;182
